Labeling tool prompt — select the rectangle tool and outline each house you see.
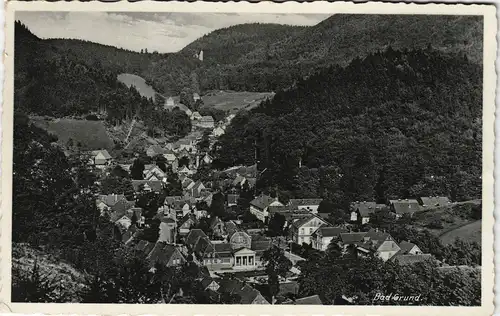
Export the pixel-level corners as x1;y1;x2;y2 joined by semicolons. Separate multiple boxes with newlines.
198;116;215;129
185;229;209;249
193;93;201;101
157;215;177;243
290;214;329;245
148;242;186;267
96;194;126;213
283;295;323;305
311;226;348;251
250;195;283;222
397;241;423;255
90;149;112;167
340;229;401;262
288;199;323;214
201;277;220;292
217;278;270;304
178;214;197;235
213;126;225;137
349;201;386;224
191;111;203;121
178;166;194;176
418;196;451;208
176;139;195;153
131;180;164;193
189;180;206;198
227;194;239;207
165;97;175;108
163;150;178;164
109;199;136;222
143;164;167;181
389;199;421;217
146;145;167;158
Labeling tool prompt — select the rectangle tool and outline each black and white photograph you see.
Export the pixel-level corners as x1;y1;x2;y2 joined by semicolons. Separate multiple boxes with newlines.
3;2;495;314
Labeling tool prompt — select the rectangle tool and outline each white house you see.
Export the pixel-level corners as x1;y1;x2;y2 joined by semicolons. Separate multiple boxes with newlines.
290;215;329;245
311;227;348;251
249;195;283;222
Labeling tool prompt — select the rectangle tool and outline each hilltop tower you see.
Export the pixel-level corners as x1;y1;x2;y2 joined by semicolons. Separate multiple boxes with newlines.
198;50;204;62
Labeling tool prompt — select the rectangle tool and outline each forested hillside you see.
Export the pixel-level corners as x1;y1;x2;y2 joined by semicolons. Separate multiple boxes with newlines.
212;47;482;207
15;22;191;140
22;15;482;97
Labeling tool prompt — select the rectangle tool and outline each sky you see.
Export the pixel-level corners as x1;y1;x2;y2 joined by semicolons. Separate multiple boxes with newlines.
16;12;330;53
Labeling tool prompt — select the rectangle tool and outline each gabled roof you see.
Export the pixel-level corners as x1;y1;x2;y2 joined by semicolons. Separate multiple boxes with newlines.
185;229;208;247
192;180;205;191
389;199;420;214
213;243;233;258
110;199;135;214
131;180;164;192
399;241;418;254
91;149;112;159
250;195;276;210
419;196;451;207
179;213;196;228
392;254;434;265
217;278;268;304
289;199;323;208
291;214;328;229
200;277;216;290
251;239;272;253
314;226;348;238
268;205;288;214
340;232;367;244
283;295;323;305
97;194;126;207
147;242;183;267
350;201;386;217
164;195;183;206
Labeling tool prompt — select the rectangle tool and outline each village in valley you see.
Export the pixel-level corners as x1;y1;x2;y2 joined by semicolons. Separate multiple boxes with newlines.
88;89;480;305
12;13;483;306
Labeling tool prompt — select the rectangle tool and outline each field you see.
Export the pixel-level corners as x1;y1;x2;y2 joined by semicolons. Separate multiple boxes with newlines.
117;73;156;101
201;90;275;112
32;117;114;150
439;220;482;245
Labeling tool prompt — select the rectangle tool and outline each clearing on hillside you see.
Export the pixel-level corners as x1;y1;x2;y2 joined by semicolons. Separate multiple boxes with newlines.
32;117;114;150
201;90;275;112
117;73;156;101
439;220;482;245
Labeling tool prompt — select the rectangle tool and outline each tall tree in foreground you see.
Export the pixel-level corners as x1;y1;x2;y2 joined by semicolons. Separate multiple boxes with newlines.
261;245;292;304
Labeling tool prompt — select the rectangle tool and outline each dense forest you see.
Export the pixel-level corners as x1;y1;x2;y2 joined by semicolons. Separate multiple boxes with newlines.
212;47;482;207
15;22;191;139
26;15;482;96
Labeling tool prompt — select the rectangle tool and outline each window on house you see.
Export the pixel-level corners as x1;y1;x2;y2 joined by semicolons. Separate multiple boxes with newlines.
301;228;304;234
309;228;313;234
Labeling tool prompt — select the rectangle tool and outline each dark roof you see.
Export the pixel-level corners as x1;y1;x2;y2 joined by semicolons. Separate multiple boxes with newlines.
419;196;451;207
186;229;208;247
164;196;183;205
399;241;418;254
251;239;272;253
268;205;288;214
340;232;367;244
389;199;420;214
393;254;434;265
350;201;386;217
179;213;197;228
213;243;233;258
283;295;323;305
289;199;323;210
131;180;164;192
98;194;126;207
315;226;348;238
147;242;183;267
201;277;216;290
224;220;240;236
217;278;267;304
250;195;276;210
